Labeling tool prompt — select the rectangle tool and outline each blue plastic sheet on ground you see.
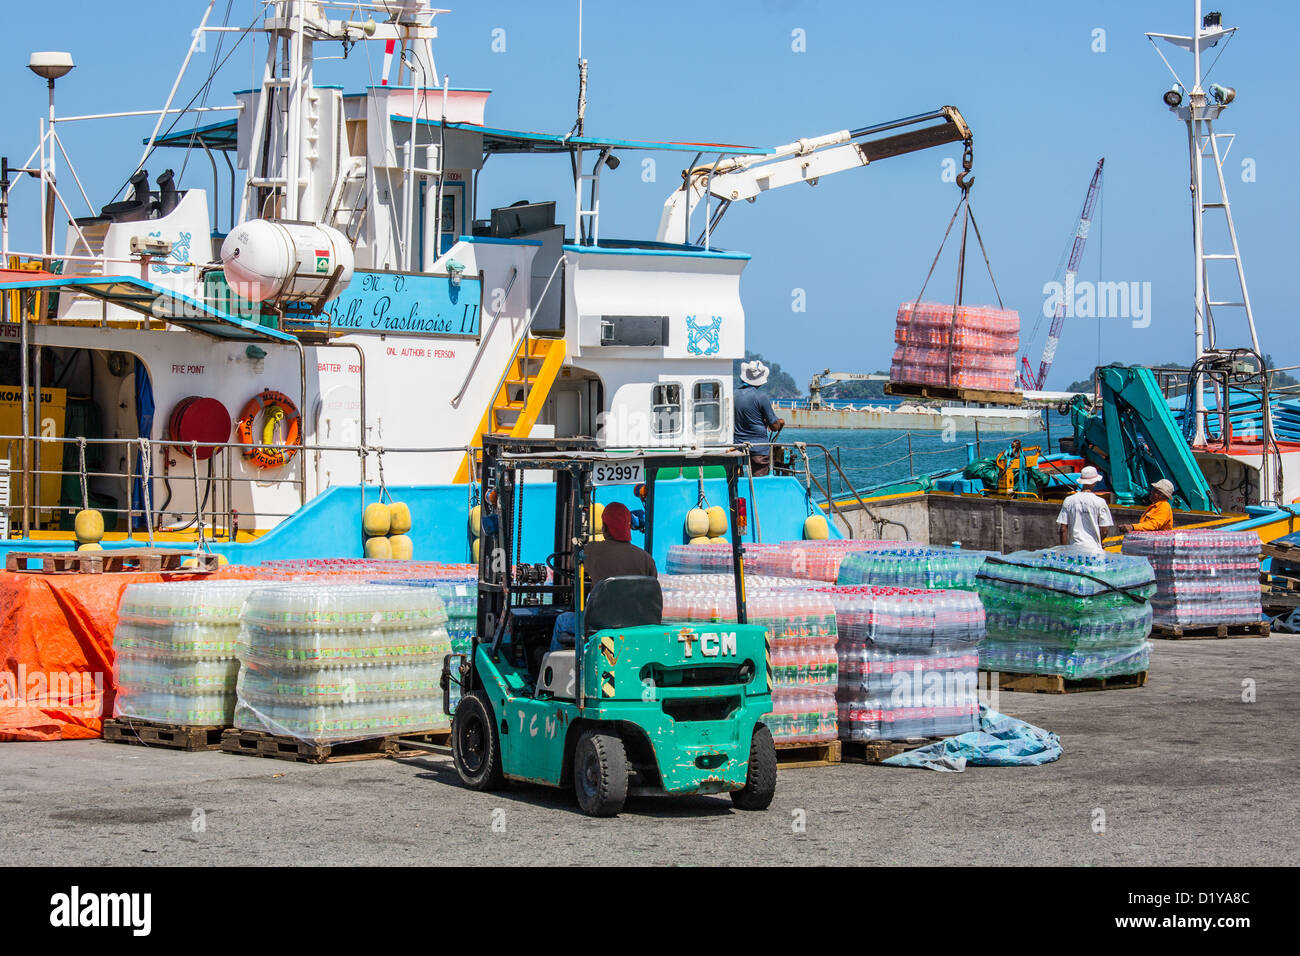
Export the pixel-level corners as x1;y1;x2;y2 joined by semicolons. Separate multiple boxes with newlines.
881;706;1062;772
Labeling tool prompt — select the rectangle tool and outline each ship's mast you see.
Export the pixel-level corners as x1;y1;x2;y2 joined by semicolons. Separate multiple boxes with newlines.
1147;1;1258;448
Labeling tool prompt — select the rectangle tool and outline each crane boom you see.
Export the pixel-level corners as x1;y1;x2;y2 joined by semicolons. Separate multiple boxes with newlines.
656;107;972;245
808;369;889;409
1022;158;1105;390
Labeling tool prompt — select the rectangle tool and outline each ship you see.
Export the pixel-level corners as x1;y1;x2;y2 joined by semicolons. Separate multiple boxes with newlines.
0;0;980;566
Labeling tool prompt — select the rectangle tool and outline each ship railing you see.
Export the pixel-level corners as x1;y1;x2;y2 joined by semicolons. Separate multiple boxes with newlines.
0;433;466;548
764;440;911;540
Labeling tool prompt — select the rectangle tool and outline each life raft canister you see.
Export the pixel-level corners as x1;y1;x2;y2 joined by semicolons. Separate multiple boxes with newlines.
236;389;301;468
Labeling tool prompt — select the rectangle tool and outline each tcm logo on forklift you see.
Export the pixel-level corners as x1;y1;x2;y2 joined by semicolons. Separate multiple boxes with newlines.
677;628;738;659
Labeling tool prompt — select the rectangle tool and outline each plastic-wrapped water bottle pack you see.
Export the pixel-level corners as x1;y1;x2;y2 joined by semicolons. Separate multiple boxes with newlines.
377;576;478;654
835;545;995;590
664;542;740;574
837;644;982;741
974;547;1155;678
745;539;900;583
1121;530;1262;628
658;572;808;593
113;581;272;725
661;587;839;743
813;585;983;741
234;585;451;742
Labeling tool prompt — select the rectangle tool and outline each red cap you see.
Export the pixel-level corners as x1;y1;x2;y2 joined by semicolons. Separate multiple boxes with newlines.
602;502;632;542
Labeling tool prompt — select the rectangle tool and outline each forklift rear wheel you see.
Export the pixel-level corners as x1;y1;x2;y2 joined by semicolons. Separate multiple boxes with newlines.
730;725;777;811
452;691;506;791
573;729;628;817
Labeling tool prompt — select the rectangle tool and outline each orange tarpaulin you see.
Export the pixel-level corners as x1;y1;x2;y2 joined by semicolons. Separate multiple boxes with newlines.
0;568;254;741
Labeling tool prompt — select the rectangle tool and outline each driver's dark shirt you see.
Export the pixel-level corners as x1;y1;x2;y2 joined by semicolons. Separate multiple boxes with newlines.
584;540;657;586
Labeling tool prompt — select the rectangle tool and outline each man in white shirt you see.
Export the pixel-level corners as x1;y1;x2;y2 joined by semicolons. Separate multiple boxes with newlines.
1056;466;1116;552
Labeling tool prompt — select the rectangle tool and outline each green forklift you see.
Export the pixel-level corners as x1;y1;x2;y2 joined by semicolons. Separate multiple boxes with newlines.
444;436;776;817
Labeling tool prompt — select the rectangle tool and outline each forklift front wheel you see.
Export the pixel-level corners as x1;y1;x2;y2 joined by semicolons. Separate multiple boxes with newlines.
452;692;506;791
573;729;628;817
730;725;777;811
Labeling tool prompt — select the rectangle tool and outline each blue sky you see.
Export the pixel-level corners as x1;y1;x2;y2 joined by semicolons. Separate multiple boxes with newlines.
3;0;1297;389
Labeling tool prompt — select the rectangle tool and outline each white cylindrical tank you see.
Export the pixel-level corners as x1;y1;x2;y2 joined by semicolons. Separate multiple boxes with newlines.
220;220;355;303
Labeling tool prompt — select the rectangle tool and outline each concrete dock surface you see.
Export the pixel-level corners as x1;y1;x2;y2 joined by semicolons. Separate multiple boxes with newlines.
1;637;1295;866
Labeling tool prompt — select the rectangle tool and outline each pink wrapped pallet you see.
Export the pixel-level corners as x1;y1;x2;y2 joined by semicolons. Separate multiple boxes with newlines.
890;301;1020;392
662;588;839;744
745;539;898;583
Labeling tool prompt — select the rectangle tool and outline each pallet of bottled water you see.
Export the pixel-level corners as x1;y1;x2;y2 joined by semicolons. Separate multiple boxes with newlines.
113;581;271;726
890;302;1020;392
836;545;994;590
1121;530;1262;628
378;576;478;653
974;547;1155;679
664;542;743;574
745;539;902;583
234;585;452;743
659;572;808;593
662;587;840;744
815;585;983;741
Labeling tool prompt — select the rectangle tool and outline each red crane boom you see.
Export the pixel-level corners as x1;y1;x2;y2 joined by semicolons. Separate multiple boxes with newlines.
1021;158;1105;391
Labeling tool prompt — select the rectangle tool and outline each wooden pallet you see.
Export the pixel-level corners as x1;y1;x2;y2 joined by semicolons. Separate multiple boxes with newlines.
884;381;1024;406
5;548;220;574
775;739;840;768
984;670;1148;694
1150;620;1269;640
842;737;945;765
220;728;452;764
102;717;226;751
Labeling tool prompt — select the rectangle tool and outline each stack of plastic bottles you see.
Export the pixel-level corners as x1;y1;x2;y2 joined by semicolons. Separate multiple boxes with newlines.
1121;530;1261;628
375;575;478;653
744;539;900;583
661;588;839;745
836;545;993;589
113;581;270;725
664;542;744;574
659;572;807;593
890;301;1020;392
974;547;1155;679
814;585;983;741
234;584;452;742
255;559;476;580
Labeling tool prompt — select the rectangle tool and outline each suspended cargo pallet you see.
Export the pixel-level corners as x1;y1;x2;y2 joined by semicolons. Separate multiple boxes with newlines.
774;739;840;769
980;670;1147;694
4;548;221;574
884;381;1024;406
102;717;226;752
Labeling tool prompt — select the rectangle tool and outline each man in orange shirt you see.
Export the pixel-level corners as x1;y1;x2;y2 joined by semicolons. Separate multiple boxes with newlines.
1118;479;1175;534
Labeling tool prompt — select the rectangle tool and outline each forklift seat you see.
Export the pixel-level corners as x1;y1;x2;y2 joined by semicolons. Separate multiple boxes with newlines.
583;576;663;638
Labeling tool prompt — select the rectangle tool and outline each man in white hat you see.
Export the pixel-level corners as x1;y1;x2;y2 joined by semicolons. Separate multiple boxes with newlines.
735;360;784;476
1117;478;1175;534
1056;465;1116;552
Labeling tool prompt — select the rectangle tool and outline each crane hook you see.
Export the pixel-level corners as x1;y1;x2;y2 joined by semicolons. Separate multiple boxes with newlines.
955;138;974;193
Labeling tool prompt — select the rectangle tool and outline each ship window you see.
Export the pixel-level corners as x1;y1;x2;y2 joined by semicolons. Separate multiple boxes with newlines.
693;380;722;434
652;383;682;437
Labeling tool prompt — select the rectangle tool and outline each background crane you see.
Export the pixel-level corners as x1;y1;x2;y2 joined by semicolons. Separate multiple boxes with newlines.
807;369;888;409
1020;158;1105;391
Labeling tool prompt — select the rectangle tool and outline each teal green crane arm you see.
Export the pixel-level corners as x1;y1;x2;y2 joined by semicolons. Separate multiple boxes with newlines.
1070;366;1217;512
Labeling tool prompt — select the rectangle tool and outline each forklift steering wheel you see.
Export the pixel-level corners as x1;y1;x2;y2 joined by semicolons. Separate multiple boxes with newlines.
546;550;573;572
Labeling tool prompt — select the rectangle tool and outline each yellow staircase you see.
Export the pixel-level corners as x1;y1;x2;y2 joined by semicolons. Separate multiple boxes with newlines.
454;336;567;483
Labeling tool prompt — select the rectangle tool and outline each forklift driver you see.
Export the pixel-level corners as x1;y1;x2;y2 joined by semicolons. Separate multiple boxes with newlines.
551;502;657;650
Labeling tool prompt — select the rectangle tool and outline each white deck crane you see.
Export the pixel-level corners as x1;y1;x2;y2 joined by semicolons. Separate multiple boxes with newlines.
656;107;972;246
807;369;889;409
